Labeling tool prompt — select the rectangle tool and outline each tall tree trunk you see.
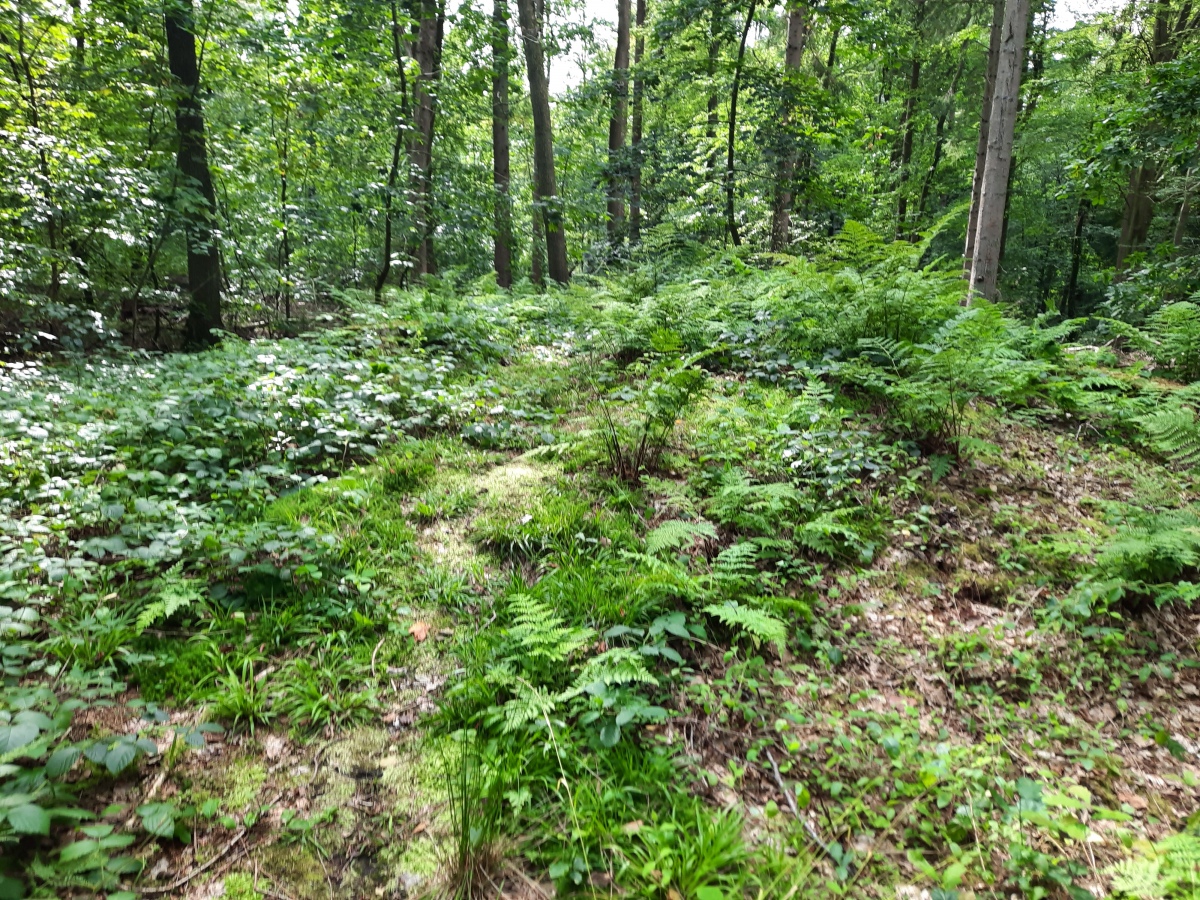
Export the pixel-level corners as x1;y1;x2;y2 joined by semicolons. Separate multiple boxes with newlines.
894;56;921;237
917;42;967;224
493;0;513;287
165;0;223;346
1175;166;1194;252
967;0;1029;301
1114;0;1180;277
770;2;809;251
894;0;925;238
822;23;839;91
629;0;647;243
963;0;1003;276
705;0;722;177
375;0;411;301
410;0;445;278
607;0;631;245
724;0;756;246
516;0;570;283
1115;166;1157;272
1063;197;1089;318
531;202;546;286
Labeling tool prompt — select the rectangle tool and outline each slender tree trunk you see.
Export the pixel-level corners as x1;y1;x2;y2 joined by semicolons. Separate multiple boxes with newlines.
724;0;756;246
1063;197;1089;318
894;56;921;237
493;0;513;287
607;0;631;245
516;0;570;283
770;2;809;251
165;0;223;345
968;0;1029;301
410;0;445;277
1114;0;1179;277
963;0;1003;276
531;203;546;286
822;24;839;91
1175;167;1193;252
629;0;647;243
375;0;411;300
917;42;967;225
1115;166;1158;273
705;0;722;177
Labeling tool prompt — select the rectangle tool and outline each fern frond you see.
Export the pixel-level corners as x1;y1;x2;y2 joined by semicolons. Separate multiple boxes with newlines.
505;594;596;663
645;519;717;555
135;564;204;635
1140;406;1200;468
702;601;787;651
501;681;558;732
562;648;659;699
714;541;758;575
1107;857;1166;898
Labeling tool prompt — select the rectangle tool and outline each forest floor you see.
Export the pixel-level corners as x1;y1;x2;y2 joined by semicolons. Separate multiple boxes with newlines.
3;251;1200;900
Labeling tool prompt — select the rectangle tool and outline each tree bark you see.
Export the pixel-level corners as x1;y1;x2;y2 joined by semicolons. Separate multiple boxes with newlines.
894;55;921;237
607;0;631;245
375;0;411;300
967;0;1029;301
1063;197;1089;318
493;0;513;287
410;0;445;278
770;2;809;251
705;0;723;176
629;0;647;243
516;0;570;283
165;0;223;346
1175;167;1194;252
917;42;967;225
822;23;839;91
963;0;1003;276
724;0;756;246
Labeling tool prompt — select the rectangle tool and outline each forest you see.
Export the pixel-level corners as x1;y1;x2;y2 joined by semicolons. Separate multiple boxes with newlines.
2;0;1200;896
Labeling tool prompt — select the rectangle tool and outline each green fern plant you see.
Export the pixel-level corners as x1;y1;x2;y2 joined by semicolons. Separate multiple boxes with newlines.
1140;405;1200;468
1108;831;1200;898
702;601;787;652
645;519;718;555
135;565;204;635
1149;302;1200;383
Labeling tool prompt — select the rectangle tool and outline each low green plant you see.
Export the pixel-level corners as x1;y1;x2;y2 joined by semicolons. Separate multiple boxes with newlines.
1149;301;1200;383
621;808;749;899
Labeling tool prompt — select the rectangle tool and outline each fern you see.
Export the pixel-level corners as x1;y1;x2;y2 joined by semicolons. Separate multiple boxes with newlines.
135;564;204;635
702;601;787;651
505;594;596;665
1107;831;1200;898
1109;857;1167;898
1150;302;1200;382
644;519;717;555
1140;406;1200;468
796;509;867;561
563;647;659;698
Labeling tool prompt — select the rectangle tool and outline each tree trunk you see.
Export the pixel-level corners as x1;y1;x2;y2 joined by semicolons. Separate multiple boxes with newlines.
1063;197;1089;318
705;0;722;176
629;0;647;243
410;0;445;278
493;0;513;287
531;203;546;286
1175;167;1194;252
516;0;570;283
894;55;921;237
165;0;223;346
724;0;756;246
607;0;631;245
967;0;1029;301
963;0;1003;276
822;24;839;91
1115;166;1157;273
917;42;967;225
770;2;809;252
375;0;411;301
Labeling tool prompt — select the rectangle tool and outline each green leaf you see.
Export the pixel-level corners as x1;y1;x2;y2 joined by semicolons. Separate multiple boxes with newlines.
138;803;176;838
942;862;966;889
695;889;725;900
46;745;81;778
7;804;50;835
599;721;621;748
0;875;25;900
59;839;100;862
0;723;39;755
104;742;138;774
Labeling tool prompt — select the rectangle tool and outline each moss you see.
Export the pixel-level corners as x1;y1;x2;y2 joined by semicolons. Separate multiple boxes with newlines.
222;872;262;900
185;755;267;814
258;844;328;900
